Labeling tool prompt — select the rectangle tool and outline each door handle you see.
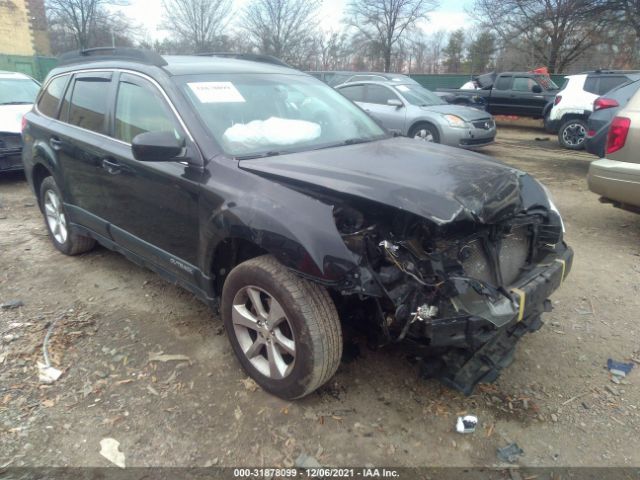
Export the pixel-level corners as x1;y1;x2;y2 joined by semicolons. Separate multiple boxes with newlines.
102;158;122;175
49;136;63;151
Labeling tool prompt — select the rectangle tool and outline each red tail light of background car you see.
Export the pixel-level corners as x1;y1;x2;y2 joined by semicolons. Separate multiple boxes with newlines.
606;116;631;154
594;97;619;111
554;95;562;105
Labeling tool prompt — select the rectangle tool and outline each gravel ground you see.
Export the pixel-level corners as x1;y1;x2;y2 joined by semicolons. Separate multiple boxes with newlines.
1;122;639;469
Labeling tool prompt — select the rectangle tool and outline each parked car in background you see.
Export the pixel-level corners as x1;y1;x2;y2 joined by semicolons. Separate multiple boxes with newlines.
23;47;571;398
546;70;640;150
437;71;560;118
585;77;640;157
588;85;640;213
0;71;40;172
337;80;496;148
307;70;420;87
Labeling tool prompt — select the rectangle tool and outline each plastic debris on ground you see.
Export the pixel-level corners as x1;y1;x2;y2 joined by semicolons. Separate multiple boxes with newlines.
148;352;191;363
295;453;321;469
1;300;24;309
497;443;524;463
99;438;126;468
607;358;634;380
455;415;478;433
37;361;62;384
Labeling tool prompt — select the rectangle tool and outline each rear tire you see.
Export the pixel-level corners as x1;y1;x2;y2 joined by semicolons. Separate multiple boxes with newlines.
221;255;343;399
558;119;587;150
409;123;440;143
39;177;95;256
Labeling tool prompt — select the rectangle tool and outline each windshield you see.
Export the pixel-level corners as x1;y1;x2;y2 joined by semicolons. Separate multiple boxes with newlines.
0;77;40;105
180;73;386;157
393;84;446;106
536;75;559;90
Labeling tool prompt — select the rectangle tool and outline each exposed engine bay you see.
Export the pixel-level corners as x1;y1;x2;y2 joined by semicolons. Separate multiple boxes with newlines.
332;200;572;394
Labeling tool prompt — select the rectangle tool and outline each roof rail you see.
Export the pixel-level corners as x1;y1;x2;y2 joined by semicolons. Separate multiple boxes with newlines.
58;47;168;67
584;69;640;74
195;52;290;67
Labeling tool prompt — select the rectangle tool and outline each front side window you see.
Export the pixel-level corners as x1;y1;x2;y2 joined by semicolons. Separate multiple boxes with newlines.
181;73;386;157
115;77;177;143
37;75;67;117
512;77;537;92
365;85;399;105
68;76;111;134
393;84;445;106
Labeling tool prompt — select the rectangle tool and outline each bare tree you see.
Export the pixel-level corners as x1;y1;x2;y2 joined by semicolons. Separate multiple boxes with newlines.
345;0;439;72
472;0;611;73
47;0;129;50
160;0;232;53
241;0;320;65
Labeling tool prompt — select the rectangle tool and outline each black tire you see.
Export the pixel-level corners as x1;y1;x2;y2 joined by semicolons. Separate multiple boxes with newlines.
409;122;440;143
558;119;588;150
39;177;95;256
543;114;553;133
221;255;342;399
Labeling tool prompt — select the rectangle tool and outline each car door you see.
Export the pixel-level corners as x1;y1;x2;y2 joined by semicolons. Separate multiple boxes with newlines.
488;75;512;115
98;72;202;283
359;84;406;134
511;76;546;116
54;72;113;238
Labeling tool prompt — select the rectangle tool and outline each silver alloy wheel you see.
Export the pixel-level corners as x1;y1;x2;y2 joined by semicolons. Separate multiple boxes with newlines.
44;189;68;244
232;285;296;379
562;122;586;146
413;129;434;142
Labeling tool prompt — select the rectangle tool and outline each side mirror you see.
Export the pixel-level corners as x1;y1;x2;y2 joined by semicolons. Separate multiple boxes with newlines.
131;131;185;162
531;84;542;93
387;98;403;108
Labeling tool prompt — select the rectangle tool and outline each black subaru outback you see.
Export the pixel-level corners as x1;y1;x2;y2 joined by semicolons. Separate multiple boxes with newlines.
22;48;573;399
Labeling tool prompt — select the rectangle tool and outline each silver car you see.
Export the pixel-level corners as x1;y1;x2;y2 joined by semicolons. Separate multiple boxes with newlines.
336;80;496;148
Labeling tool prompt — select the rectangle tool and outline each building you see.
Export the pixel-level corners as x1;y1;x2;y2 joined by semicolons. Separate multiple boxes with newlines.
0;0;50;56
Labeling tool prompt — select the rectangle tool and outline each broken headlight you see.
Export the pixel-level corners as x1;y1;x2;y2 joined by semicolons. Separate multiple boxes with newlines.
537;180;565;233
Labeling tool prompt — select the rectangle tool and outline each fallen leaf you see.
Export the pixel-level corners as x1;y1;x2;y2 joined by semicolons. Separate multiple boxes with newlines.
42;399;55;408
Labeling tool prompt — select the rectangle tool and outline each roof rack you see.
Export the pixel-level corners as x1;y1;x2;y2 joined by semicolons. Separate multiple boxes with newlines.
58;47;168;67
195;52;290;67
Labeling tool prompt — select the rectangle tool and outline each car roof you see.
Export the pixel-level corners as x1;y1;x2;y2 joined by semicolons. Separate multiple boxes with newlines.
337;80;415;87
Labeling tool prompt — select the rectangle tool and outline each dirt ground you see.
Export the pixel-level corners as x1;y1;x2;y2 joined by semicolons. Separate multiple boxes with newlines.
1;122;639;470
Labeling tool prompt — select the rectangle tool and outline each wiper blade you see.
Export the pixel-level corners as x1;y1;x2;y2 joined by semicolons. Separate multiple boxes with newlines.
0;101;32;105
235;150;284;160
343;137;375;145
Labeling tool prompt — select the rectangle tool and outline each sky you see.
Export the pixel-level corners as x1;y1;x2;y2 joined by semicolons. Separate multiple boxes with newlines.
117;0;473;43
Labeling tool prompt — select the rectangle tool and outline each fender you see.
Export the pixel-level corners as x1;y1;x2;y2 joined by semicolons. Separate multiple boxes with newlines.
542;101;554;118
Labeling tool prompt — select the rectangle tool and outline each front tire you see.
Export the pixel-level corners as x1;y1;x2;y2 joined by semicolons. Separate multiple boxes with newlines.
221;255;343;399
39;177;95;255
409;122;440;143
558;119;587;150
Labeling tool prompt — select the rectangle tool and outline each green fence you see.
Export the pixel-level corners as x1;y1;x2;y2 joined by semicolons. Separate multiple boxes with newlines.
0;55;57;82
409;73;567;91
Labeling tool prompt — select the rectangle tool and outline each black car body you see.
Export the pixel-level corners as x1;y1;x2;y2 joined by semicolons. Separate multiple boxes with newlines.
438;72;560;118
22;49;573;398
586;78;640;157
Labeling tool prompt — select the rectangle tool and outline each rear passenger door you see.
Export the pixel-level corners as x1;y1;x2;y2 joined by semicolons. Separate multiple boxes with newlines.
98;72;201;281
488;75;512;114
55;72;113;237
359;85;406;134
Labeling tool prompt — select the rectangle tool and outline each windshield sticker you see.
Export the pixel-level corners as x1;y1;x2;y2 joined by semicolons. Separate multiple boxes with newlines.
396;85;409;92
187;82;246;103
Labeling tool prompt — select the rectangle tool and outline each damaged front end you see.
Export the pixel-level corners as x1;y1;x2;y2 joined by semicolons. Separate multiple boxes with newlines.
332;192;573;395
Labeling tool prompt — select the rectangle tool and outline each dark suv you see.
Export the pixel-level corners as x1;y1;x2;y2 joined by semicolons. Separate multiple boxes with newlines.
22;48;573;399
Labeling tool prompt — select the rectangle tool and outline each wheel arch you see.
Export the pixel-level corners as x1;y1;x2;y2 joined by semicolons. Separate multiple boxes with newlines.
31;162;53;211
408;119;441;140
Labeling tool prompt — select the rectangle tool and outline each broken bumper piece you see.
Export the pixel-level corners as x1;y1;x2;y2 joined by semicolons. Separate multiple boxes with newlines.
425;244;573;395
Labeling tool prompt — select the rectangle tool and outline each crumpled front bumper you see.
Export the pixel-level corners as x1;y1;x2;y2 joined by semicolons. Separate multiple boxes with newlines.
424;243;573;395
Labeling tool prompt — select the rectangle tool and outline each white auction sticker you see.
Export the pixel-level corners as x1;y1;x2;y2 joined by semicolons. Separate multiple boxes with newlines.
396;85;409;92
187;82;246;103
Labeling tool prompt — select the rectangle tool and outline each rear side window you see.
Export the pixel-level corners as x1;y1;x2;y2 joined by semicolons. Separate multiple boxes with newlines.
365;85;398;105
114;77;177;143
68;76;111;134
339;84;365;102
37;76;68;118
584;76;599;94
598;76;626;95
494;76;512;90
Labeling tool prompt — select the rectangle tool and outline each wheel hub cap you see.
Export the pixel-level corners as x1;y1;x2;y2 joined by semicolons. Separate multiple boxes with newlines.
414;129;434;142
44;190;67;244
231;286;296;379
562;123;586;146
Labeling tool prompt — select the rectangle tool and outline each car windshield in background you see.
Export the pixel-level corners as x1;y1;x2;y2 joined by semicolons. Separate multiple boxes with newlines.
180;74;386;157
536;75;559;90
0;78;40;105
393;84;446;106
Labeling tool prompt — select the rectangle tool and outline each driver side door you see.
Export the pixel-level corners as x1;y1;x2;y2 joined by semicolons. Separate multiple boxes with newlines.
359;85;406;135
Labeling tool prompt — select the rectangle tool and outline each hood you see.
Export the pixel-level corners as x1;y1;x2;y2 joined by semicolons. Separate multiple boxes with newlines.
239;137;541;226
422;104;491;121
0;104;32;133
